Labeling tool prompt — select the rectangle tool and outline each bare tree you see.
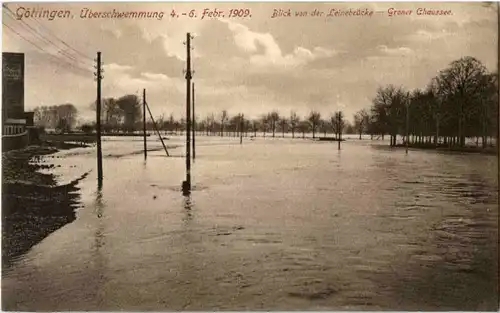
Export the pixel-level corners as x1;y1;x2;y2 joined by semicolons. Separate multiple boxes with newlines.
435;56;488;147
220;110;228;137
308;111;321;139
372;85;407;146
116;94;142;133
353;109;369;140
332;111;345;149
252;120;260;137
34;104;78;133
279;117;288;138
298;120;310;139
290;111;300;138
320;119;330;138
268;111;280;137
260;114;269;137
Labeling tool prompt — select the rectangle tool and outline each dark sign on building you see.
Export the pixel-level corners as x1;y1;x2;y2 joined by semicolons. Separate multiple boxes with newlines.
2;52;25;121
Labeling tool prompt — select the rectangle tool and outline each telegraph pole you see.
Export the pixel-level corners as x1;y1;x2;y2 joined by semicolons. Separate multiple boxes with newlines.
182;33;193;196
143;88;147;160
338;111;342;151
95;52;103;188
240;114;243;145
192;82;196;160
406;94;410;154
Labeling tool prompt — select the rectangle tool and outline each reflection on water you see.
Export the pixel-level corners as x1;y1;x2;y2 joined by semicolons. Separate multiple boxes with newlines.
183;195;194;223
92;187;106;309
95;187;104;219
1;137;497;311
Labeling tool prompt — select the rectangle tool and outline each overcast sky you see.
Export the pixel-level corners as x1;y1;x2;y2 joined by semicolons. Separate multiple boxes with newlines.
2;2;498;123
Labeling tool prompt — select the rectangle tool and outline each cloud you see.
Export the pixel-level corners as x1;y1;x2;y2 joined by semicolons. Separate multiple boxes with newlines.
2;2;496;124
104;63;133;72
141;72;169;81
377;45;413;56
410;29;451;42
221;19;281;56
222;19;337;68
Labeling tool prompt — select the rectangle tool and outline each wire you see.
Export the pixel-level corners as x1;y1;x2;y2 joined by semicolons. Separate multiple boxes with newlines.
3;7;93;68
3;22;44;51
32;18;94;62
3;22;93;76
3;4;94;63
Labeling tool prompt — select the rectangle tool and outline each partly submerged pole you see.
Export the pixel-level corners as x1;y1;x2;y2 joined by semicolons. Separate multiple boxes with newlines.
406;93;410;154
182;32;192;196
95;51;103;188
143;88;147;160
338;111;342;151
240;114;243;145
192;82;196;160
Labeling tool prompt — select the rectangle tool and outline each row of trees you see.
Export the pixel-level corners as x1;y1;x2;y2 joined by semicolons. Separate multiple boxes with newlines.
36;56;497;149
90;94;142;133
34;104;78;133
34;95;356;139
142;110;354;139
82;99;357;138
33;95;143;134
356;56;498;148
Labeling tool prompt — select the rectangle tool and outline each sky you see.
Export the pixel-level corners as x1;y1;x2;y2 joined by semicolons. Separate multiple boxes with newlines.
2;2;498;123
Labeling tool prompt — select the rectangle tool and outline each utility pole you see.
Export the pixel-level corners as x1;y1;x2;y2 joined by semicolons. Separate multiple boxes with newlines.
497;1;499;152
143;88;147;160
94;52;103;188
338;111;342;151
182;32;193;196
406;93;410;154
192;82;196;160
240;114;243;145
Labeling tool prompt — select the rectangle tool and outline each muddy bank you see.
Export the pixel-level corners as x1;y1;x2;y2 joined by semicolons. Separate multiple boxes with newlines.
2;145;89;271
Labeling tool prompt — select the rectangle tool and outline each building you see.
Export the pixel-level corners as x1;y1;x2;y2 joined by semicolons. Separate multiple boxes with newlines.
2;52;36;151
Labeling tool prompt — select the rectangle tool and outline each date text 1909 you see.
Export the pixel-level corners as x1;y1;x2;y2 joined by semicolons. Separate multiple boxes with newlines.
170;8;251;19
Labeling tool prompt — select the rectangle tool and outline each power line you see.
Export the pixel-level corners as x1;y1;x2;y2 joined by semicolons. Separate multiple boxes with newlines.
3;4;94;63
32;18;94;62
3;22;93;76
30;15;94;62
3;22;44;51
3;7;92;67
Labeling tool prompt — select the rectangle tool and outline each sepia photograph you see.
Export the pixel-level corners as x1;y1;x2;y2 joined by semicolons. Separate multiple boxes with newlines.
1;1;499;311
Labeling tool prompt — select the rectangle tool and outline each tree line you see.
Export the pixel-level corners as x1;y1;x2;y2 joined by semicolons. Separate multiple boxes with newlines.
33;56;497;148
358;56;498;148
60;96;357;138
33;95;143;134
146;109;353;139
33;103;78;133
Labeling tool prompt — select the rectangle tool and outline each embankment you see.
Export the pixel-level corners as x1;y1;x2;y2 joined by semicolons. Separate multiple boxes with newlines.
2;145;89;271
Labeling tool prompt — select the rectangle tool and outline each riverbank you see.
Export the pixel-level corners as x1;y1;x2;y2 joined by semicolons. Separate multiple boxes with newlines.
393;143;497;155
2;144;89;271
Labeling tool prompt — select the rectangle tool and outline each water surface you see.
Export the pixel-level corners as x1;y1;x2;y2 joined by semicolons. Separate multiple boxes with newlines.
2;136;498;311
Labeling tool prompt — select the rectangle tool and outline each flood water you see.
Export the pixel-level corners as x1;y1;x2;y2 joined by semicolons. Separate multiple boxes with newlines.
2;136;498;311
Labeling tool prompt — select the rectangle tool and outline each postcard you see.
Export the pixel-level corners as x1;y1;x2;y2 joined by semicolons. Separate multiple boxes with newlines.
2;2;498;311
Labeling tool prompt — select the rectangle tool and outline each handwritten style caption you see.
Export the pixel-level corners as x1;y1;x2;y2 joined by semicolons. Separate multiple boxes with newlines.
271;8;453;18
13;7;253;21
170;8;251;19
13;6;453;21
